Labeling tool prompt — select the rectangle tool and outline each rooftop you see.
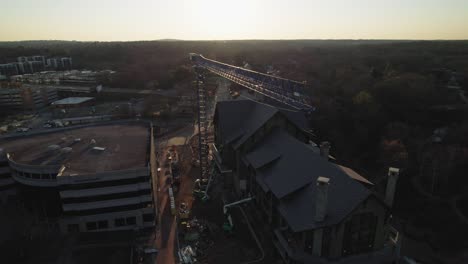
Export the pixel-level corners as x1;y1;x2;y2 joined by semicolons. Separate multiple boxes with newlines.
51;97;95;106
214;100;309;149
245;128;372;232
0;122;150;176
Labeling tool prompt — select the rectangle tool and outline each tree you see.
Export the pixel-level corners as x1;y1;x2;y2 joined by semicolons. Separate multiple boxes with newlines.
352;90;374;105
372;73;437;120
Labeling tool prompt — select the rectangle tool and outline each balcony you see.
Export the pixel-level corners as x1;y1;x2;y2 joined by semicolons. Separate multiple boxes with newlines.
210;143;232;173
273;227;399;264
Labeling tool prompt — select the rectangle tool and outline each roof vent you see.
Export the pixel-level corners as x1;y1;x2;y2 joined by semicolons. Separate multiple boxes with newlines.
307;140;320;154
47;145;61;151
0;148;6;160
319;141;331;160
92;147;106;152
61;147;73;153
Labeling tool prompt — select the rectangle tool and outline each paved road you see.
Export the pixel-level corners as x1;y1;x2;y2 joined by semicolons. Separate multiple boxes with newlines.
25;84;179;98
155;143;176;264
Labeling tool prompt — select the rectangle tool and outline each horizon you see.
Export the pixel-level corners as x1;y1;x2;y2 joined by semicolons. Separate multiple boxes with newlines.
1;38;468;43
2;0;468;41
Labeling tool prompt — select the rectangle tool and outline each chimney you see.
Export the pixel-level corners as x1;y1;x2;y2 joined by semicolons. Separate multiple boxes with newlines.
0;148;6;162
315;176;330;222
385;167;400;207
320;141;331;160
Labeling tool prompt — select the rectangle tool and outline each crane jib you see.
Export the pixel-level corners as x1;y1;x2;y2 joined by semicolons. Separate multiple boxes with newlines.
189;53;315;112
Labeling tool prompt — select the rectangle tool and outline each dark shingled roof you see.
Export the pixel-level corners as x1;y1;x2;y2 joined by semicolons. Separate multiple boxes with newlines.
245;129;371;232
215;100;308;149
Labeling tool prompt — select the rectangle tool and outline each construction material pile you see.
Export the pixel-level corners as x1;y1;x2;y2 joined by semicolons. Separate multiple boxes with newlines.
179;218;214;263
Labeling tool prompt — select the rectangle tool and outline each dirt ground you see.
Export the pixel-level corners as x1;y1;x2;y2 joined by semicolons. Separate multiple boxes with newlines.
185;168;281;264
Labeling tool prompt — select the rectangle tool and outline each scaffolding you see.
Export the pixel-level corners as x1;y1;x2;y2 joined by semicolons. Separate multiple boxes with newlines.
190;52;315;181
195;70;210;180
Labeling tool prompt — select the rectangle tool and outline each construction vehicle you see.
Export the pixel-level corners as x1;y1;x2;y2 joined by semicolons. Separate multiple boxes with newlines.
179;245;196;264
193;191;207;201
194;178;208;189
193;178;209;201
192;163;218;202
179;202;190;219
222;197;254;232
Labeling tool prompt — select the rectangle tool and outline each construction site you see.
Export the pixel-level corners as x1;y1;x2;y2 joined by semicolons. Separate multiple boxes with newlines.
151;54;402;264
0;53;404;264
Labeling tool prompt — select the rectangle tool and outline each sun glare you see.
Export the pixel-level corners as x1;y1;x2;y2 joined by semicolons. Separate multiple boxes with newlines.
186;0;264;39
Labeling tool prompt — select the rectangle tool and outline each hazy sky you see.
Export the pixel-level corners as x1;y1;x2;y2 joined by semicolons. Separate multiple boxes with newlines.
1;0;468;41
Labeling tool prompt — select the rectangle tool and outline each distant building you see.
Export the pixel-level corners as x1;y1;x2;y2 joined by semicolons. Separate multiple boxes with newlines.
0;56;73;77
60;57;73;70
0;86;58;112
51;97;95;109
17;57;27;63
213;100;400;263
13;62;26;75
0;148;16;204
50;97;96;117
30;61;45;73
9;70;112;88
22;61;34;74
0;122;156;232
32;55;46;67
46;57;73;70
47;58;59;69
0;64;19;76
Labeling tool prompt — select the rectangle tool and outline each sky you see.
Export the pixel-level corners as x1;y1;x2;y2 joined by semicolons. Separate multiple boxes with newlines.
1;0;468;41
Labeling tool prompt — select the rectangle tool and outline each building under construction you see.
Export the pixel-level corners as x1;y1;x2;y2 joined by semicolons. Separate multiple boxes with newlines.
212;99;400;263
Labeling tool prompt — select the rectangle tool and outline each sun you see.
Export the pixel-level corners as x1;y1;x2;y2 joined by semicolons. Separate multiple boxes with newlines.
185;0;264;39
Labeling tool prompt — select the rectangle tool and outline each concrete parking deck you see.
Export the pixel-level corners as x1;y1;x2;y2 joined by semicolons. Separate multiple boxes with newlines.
0;122;150;175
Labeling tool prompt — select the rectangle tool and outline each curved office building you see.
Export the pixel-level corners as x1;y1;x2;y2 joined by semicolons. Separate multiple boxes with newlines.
0;121;156;233
0;148;16;203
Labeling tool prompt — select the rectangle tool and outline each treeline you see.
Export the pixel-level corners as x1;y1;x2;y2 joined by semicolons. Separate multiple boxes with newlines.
2;39;468;253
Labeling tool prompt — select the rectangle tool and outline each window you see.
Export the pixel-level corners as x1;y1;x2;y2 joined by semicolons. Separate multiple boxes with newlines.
322;227;331;257
115;216;137;226
304;231;314;254
143;213;154;222
86;222;97;231
67;224;79;232
126;217;136;225
115;218;125;227
342;212;377;256
98;220;108;229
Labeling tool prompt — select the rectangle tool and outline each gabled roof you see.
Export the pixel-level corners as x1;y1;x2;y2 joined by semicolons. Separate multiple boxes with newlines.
215;100;254;145
278;177;370;232
246;129;320;199
245;129;372;232
337;165;374;185
215;100;308;149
